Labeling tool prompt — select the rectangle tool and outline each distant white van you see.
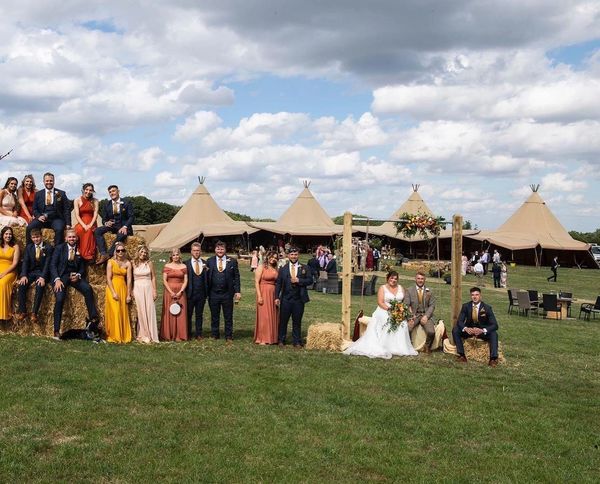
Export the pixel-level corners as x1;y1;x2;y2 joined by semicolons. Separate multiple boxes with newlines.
591;244;600;262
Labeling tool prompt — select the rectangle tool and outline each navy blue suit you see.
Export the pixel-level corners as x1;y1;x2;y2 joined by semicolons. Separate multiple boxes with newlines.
27;188;71;244
17;242;54;316
206;255;240;339
185;258;208;337
50;243;98;333
452;301;499;359
95;198;134;257
275;262;312;345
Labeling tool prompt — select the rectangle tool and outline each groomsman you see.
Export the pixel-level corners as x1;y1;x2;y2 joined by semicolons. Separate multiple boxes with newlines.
186;242;208;340
275;247;312;348
27;172;71;245
452;287;499;367
51;229;99;339
15;228;54;323
206;241;241;343
95;185;134;264
404;271;436;353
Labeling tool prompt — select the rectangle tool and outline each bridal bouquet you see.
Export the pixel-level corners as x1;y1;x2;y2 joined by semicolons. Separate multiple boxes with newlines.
386;299;409;333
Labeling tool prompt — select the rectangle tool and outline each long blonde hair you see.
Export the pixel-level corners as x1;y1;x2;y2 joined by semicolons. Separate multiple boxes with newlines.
133;244;150;267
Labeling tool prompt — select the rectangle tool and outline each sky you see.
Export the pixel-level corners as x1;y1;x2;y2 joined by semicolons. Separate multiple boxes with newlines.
1;0;600;231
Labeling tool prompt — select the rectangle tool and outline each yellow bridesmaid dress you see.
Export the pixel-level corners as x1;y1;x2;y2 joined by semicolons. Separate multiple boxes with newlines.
105;259;132;343
0;246;16;320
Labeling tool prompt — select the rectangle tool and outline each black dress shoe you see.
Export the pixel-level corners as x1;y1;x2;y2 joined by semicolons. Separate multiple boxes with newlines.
278;342;285;348
488;359;498;368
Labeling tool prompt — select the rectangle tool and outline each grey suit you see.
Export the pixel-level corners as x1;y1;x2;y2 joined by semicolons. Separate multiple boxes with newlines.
404;285;436;347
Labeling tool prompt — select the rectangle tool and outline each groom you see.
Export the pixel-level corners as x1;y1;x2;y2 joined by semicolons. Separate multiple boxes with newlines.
275;247;312;348
404;271;436;353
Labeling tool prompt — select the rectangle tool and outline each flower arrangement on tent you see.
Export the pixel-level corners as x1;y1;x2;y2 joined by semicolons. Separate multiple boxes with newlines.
385;299;410;333
395;212;444;239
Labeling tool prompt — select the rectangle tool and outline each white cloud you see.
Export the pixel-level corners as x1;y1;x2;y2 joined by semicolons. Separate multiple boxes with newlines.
154;171;187;188
174;111;223;141
541;172;587;192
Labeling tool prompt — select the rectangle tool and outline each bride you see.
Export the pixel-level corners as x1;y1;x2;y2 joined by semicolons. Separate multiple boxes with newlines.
344;271;418;359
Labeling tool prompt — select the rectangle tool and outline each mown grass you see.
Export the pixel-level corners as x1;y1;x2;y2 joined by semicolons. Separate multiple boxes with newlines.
1;257;599;482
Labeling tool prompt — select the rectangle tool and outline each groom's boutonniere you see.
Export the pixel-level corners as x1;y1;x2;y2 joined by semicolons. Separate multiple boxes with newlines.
56;192;62;202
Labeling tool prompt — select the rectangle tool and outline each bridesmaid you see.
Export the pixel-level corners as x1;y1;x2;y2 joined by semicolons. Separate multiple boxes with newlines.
0;177;27;227
160;248;188;341
133;245;159;343
254;250;279;344
17;174;36;223
74;183;99;261
0;226;20;324
104;241;133;343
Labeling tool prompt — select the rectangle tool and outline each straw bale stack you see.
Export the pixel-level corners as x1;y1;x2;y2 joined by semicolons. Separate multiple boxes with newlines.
402;260;450;273
306;323;343;352
463;337;505;364
4;228;144;337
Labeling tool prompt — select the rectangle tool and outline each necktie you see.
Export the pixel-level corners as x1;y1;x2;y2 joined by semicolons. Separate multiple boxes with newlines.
194;259;200;275
418;287;423;304
472;304;478;323
291;263;296;278
218;257;223;272
46;190;51;205
68;247;75;261
35;246;41;260
113;201;118;215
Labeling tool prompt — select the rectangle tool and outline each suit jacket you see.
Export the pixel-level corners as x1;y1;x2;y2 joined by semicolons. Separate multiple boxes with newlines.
404;285;435;319
20;242;54;281
307;257;320;277
102;198;134;234
456;301;498;334
32;188;71;222
275;262;312;304
206;255;240;295
185;258;208;298
50;243;85;281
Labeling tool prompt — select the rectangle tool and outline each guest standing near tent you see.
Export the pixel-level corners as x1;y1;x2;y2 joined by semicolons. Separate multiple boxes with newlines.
0;226;19;324
206;241;240;343
547;257;559;282
104;241;133;343
254;251;279;345
133;245;159;343
160;248;188;342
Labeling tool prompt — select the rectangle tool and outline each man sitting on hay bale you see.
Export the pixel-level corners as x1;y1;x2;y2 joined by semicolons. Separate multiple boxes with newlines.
51;229;99;339
452;287;499;367
15;228;53;323
404;271;436;353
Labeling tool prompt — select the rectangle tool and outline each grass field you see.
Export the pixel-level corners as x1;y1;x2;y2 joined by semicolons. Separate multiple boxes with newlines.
1;256;599;482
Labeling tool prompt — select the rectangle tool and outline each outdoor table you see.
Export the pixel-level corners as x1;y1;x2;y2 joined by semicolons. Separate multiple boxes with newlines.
546;297;573;320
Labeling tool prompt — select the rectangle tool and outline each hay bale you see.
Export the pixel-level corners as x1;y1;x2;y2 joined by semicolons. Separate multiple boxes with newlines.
306;323;343;352
463;337;505;364
7;282;137;338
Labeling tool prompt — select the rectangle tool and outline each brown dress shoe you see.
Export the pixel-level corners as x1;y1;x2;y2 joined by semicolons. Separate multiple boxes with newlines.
30;313;38;323
423;345;432;354
13;312;26;322
225;338;233;345
488;359;498;368
195;335;204;341
278;342;285;349
96;254;110;265
456;355;468;363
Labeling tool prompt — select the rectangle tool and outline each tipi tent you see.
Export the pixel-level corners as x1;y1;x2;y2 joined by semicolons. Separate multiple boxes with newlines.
133;223;168;245
466;185;591;265
249;181;343;236
149;178;256;251
368;184;434;239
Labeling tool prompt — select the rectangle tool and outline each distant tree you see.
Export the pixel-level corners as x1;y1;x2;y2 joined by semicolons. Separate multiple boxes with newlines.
99;195;180;225
462;220;478;230
332;214;384;226
569;229;600;244
225;211;253;222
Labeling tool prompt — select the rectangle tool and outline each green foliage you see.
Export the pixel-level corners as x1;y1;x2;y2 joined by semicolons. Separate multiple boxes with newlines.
225;210;253;221
332;214;384;226
98;196;180;225
463;219;478;230
569;228;600;244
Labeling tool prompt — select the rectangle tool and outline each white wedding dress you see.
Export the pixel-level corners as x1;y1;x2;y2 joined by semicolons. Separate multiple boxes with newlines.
344;285;418;359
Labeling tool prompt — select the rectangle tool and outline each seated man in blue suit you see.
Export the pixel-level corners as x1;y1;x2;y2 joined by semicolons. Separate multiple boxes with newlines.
51;229;99;339
452;286;499;367
27;172;71;245
95;185;134;264
275;247;313;348
15;228;54;323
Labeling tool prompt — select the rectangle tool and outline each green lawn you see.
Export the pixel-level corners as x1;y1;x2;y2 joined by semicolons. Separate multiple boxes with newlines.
1;257;599;482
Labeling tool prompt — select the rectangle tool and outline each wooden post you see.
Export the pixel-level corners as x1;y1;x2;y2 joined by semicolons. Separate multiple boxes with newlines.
451;214;463;333
342;211;353;339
